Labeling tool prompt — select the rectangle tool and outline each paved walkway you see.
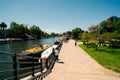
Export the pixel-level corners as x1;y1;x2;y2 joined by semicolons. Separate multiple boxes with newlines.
44;39;120;80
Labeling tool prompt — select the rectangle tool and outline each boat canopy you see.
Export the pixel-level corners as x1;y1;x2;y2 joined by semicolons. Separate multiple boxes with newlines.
41;45;58;58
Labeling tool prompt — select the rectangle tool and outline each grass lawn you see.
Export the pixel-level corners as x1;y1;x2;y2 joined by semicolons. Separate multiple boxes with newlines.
79;44;120;73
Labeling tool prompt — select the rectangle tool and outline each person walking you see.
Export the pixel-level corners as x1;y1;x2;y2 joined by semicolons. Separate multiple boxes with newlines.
52;48;59;62
55;49;59;62
75;41;77;46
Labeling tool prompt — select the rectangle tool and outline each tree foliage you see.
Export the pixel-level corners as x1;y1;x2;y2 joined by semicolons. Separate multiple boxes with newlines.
0;22;7;38
0;21;50;39
87;16;120;48
113;18;120;33
29;25;41;38
99;20;108;34
72;27;83;39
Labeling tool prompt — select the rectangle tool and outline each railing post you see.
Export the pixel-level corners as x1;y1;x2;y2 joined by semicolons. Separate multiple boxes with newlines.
13;53;18;80
40;58;43;73
32;54;35;77
46;58;49;69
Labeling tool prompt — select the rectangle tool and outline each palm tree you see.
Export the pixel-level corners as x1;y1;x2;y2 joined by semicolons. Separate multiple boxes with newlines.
0;22;7;38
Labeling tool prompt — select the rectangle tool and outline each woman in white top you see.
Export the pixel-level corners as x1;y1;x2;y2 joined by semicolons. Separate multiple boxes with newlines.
55;49;59;62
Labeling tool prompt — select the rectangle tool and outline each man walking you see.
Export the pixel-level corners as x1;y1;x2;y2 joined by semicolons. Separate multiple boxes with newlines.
55;49;59;62
75;41;77;46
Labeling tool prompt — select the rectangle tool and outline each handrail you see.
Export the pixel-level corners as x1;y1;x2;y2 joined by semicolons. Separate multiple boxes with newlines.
0;41;63;80
0;50;56;80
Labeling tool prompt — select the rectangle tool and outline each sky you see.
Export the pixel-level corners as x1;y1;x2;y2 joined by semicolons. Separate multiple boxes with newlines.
0;0;120;33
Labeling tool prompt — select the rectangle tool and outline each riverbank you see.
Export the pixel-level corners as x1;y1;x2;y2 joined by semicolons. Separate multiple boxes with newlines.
44;39;120;80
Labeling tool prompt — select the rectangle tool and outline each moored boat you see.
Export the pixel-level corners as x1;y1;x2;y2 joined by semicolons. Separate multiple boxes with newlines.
20;44;51;57
0;39;10;44
18;38;63;68
18;44;51;67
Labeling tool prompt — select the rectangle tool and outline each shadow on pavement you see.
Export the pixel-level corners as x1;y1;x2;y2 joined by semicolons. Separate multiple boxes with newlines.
58;61;65;64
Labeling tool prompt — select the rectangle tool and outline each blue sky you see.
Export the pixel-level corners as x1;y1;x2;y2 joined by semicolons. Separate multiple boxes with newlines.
0;0;120;33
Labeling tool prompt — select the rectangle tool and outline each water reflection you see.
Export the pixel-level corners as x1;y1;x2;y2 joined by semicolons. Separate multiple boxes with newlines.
0;37;58;54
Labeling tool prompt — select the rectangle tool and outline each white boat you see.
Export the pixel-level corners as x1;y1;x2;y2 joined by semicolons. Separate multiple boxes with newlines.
0;39;9;44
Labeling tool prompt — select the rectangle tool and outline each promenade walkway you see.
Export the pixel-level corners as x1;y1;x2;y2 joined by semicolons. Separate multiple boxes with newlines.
44;39;120;80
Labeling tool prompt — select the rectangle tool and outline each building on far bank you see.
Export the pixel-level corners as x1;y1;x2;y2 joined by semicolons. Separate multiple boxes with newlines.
107;16;118;23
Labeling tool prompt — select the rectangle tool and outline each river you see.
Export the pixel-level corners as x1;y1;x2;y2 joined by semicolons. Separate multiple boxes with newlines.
0;37;59;54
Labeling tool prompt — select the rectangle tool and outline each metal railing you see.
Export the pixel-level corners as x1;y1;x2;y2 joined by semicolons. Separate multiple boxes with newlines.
0;41;63;80
0;51;55;80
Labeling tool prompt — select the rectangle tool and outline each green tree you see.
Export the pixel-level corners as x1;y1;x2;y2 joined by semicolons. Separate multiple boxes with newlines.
111;31;120;39
42;32;49;38
113;18;120;33
30;25;41;39
9;22;30;38
81;32;91;46
50;32;58;37
0;22;7;38
0;28;2;38
101;32;112;41
99;20;108;33
72;27;83;39
78;33;83;40
9;22;20;38
66;31;72;36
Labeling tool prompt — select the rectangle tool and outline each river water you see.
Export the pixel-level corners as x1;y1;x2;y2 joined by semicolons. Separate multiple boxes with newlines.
0;37;59;54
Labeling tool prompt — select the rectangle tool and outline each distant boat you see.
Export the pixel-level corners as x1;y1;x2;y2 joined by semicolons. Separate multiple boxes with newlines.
9;38;23;42
0;39;10;44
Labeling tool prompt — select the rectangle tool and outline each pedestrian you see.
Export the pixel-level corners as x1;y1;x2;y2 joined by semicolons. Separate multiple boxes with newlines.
52;48;55;57
75;41;77;46
54;48;59;62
